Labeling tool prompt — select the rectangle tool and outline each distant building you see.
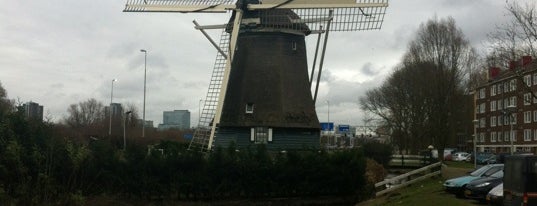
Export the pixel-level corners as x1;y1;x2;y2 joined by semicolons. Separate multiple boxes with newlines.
140;120;154;128
23;101;43;121
104;103;123;119
158;110;190;131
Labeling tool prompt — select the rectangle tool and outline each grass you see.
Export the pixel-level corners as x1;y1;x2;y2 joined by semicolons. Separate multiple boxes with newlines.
356;161;479;206
357;177;478;206
443;161;476;169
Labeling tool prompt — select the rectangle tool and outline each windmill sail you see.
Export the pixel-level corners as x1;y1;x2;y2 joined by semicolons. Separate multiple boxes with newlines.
124;0;236;13
189;30;230;152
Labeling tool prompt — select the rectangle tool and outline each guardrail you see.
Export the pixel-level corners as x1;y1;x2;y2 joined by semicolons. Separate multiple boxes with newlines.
375;161;442;197
389;154;435;168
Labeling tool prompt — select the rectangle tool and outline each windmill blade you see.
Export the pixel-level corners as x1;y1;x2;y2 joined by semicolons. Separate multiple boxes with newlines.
249;0;387;10
249;0;388;32
124;0;236;13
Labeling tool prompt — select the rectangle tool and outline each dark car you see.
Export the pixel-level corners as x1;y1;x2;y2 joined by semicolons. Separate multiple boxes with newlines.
464;169;503;201
475;152;496;165
444;164;504;197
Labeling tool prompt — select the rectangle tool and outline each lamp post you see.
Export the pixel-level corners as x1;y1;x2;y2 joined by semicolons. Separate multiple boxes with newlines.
140;49;147;138
124;111;132;150
505;105;517;155
472;119;479;169
326;100;330;145
109;78;117;135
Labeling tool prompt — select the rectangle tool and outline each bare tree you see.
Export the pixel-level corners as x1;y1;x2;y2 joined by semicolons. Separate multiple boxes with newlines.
507;1;537;56
361;16;475;156
64;98;105;129
487;1;537;64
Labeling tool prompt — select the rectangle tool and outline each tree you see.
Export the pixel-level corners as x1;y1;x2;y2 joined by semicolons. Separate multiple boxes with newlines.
507;1;537;57
0;82;14;118
63;98;106;140
486;1;537;65
361;16;475;156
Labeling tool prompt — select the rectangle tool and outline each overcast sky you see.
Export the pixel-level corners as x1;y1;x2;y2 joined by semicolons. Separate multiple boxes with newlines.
0;0;524;126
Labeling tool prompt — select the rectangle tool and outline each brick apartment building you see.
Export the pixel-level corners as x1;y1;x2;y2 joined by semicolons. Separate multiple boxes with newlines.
475;56;536;154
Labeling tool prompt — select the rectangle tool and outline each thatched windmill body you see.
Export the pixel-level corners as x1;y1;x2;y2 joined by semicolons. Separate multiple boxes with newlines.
124;0;389;152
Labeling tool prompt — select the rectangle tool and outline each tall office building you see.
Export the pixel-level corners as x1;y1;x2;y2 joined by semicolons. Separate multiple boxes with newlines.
158;110;190;131
105;103;123;119
23;101;43;121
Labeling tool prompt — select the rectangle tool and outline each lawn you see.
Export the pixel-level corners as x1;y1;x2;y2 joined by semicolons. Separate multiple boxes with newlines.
356;162;480;206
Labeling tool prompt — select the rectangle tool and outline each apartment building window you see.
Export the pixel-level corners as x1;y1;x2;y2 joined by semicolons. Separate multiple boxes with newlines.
534;129;537;140
504;98;509;109
498;99;503;110
534;92;537;103
510;79;517;91
525;111;532;123
480;117;486;128
505;131;510;142
512;113;517;124
480;103;486;113
533;73;537;85
525;93;532;105
491;85;497;96
524;129;532;141
524;74;532;87
498;132;503;142
534;110;537;122
491;116;497;127
498;115;503;126
511;130;517;141
509;96;517;107
480;132;485;143
491;132;497;142
491;101;497;111
498;84;503;94
480;88;486;99
504;82;510;93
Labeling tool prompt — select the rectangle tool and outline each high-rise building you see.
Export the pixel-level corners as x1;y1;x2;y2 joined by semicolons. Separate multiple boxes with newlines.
158;110;190;131
105;103;123;119
23;101;43;121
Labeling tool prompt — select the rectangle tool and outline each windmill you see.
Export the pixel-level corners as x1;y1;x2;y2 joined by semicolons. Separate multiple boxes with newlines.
124;0;389;152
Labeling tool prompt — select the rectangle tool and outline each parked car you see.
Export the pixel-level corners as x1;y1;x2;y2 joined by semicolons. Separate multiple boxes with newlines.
432;148;456;159
443;164;504;197
486;183;503;206
464;169;503;201
475;152;497;165
453;152;471;162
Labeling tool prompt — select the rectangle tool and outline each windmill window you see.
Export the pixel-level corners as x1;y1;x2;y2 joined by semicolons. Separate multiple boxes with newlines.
251;127;271;144
246;103;254;114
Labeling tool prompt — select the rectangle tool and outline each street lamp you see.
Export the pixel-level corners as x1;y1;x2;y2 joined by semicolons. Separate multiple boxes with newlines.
109;78;117;135
326;100;330;145
472;119;478;169
140;49;147;138
505;105;517;155
124;111;132;150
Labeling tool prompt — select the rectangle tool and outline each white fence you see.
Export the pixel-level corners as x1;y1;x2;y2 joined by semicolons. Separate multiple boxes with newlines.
375;161;442;197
